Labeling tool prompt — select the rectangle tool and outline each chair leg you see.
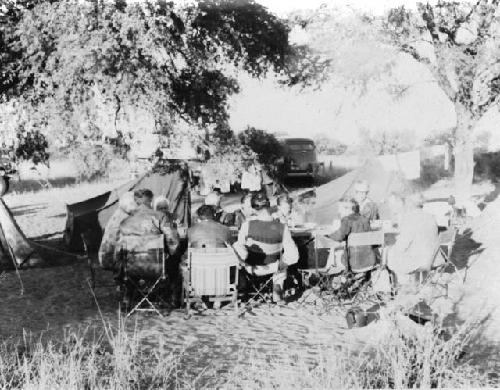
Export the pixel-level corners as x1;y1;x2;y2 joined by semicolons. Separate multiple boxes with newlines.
233;291;238;316
88;260;96;290
184;289;191;319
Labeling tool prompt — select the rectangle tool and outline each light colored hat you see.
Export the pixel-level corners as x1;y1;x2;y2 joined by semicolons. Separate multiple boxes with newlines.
204;192;221;207
354;180;369;192
119;191;138;214
153;195;170;212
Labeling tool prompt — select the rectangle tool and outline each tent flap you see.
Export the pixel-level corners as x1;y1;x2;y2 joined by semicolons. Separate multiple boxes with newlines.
306;159;411;226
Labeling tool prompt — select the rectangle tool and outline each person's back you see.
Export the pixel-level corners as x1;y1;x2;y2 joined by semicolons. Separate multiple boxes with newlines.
329;199;376;272
391;208;439;273
189;219;231;248
245;219;285;266
118;189;179;255
99;191;137;270
189;205;231;248
120;204;166;236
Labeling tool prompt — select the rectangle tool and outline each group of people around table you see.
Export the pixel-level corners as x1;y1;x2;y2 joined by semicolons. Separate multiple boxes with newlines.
98;179;444;306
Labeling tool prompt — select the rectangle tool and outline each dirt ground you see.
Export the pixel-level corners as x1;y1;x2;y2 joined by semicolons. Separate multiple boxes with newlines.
1;180;500;380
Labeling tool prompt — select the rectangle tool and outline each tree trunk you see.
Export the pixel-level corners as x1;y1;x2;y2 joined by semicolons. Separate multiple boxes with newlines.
453;104;475;198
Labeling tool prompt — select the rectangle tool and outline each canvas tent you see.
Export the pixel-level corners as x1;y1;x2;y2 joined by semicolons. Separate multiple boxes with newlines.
64;163;191;251
305;159;411;225
0;199;43;269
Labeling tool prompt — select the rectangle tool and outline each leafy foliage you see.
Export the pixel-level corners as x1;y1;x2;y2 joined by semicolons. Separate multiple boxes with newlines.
289;7;397;93
0;0;299;175
238;126;284;167
385;1;500;188
357;127;416;156
314;134;347;155
15;128;49;165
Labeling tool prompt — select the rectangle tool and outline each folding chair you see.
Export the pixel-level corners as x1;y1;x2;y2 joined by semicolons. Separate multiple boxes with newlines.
298;233;345;289
403;229;460;298
346;230;385;273
80;230;108;290
438;227;465;281
342;230;386;299
183;247;239;317
118;235;168;317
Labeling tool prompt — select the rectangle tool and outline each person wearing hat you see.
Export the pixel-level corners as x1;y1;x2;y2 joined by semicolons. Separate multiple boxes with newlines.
353;180;379;222
233;192;299;302
328;198;376;273
118;189;180;257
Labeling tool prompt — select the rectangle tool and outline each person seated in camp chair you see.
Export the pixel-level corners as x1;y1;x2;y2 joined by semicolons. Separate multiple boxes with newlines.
204;191;229;224
118;189;179;254
386;193;444;290
117;189;181;306
189;205;231;249
99;191;138;270
327;198;377;273
354;180;379;222
272;194;301;227
233;192;299;303
222;193;254;229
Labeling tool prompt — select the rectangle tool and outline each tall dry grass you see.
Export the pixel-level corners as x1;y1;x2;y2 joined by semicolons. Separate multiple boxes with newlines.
0;318;187;390
0;312;494;389
223;315;494;389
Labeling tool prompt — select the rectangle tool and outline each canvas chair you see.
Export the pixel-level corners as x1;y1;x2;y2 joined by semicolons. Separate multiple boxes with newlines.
118;234;168;317
402;228;460;299
183;247;239;317
346;230;385;273
298;233;344;289
240;240;286;305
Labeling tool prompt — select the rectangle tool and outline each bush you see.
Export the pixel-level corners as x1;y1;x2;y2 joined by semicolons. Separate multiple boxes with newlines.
474;151;500;181
71;145;117;181
238;127;284;167
418;157;452;188
15;129;49;165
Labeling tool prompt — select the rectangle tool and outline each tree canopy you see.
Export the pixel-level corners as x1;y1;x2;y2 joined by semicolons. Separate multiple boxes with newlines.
0;0;302;160
385;0;500;192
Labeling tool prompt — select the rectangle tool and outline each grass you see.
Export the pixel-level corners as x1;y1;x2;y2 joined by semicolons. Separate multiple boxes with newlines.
0;319;188;390
0;310;494;389
224;315;494;389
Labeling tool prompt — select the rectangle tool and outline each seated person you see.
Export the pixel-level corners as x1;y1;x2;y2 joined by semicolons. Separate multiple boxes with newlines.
99;191;137;270
272;194;301;226
117;189;181;306
118;189;179;257
386;193;443;287
354;180;379;222
204;191;226;222
188;205;231;248
328;198;376;273
233;192;299;302
221;193;254;229
153;195;170;217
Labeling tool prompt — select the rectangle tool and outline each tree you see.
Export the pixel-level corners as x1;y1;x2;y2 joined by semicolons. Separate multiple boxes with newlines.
385;1;500;195
238;126;284;167
0;0;298;166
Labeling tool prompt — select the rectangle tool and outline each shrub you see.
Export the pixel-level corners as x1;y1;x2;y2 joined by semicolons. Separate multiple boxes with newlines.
238;127;284;168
